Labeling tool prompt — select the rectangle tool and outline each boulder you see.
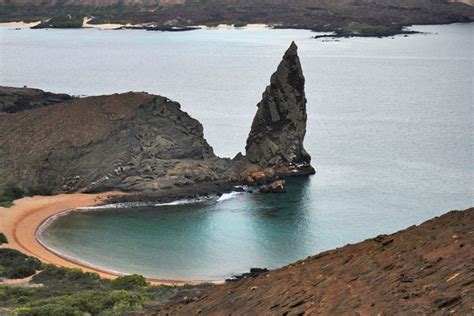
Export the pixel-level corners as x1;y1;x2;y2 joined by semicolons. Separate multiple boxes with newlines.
259;180;286;194
270;180;286;193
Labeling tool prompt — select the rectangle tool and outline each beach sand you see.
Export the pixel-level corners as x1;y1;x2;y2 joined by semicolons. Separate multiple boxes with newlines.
0;193;123;279
0;193;209;285
0;21;40;28
82;17;125;30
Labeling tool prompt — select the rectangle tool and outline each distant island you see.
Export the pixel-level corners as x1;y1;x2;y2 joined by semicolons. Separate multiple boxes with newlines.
1;0;473;37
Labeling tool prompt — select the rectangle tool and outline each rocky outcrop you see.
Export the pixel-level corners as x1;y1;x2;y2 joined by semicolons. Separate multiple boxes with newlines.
0;92;233;194
0;43;316;196
245;42;315;176
259;179;286;193
146;208;474;315
0;86;73;113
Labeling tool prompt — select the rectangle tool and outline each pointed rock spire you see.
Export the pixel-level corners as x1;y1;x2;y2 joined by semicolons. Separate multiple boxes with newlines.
245;42;315;175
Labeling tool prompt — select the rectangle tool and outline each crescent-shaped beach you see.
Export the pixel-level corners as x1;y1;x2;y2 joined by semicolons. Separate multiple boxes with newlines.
0;193;216;285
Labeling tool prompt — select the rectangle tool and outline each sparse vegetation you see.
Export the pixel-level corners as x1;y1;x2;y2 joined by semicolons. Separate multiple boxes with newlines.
0;249;42;279
111;274;149;290
347;23;387;34
0;233;7;245
0;185;26;207
0;249;213;315
0;0;470;36
233;22;247;28
0;184;54;208
32;15;83;29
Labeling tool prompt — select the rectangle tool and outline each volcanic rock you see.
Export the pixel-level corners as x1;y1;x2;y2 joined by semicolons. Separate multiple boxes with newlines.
0;86;73;113
259;180;286;194
245;42;315;176
0;92;233;194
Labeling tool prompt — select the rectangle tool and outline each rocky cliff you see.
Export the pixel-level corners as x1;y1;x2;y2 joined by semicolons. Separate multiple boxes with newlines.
144;208;474;315
0;92;233;194
246;42;314;176
0;43;313;195
0;86;73;113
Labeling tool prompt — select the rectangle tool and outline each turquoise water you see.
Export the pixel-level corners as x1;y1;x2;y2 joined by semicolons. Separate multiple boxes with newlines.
2;24;473;280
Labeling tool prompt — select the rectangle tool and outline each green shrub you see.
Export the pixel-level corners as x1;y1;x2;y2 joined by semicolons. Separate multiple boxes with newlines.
11;307;33;316
27;187;53;197
0;233;7;245
0;252;204;315
233;22;248;28
22;290;145;315
111;274;149;290
0;184;26;207
0;249;41;279
32;265;106;293
3;185;26;200
19;303;83;316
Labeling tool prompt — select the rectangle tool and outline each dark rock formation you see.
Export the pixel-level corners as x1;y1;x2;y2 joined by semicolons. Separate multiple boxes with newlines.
0;86;73;113
145;208;474;315
245;42;315;176
0;92;233;194
225;268;269;283
259;179;286;194
0;42;315;196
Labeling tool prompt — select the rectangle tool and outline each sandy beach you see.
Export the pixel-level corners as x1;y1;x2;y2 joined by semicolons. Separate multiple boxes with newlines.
0;21;40;28
0;193;210;285
82;17;127;30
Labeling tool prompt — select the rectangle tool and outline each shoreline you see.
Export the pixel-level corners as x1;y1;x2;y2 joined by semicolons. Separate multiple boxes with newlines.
0;20;270;31
1;20;472;39
0;193;223;286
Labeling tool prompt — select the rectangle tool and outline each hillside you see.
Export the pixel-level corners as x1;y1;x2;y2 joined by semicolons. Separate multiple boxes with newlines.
0;0;183;6
145;208;474;315
1;0;472;35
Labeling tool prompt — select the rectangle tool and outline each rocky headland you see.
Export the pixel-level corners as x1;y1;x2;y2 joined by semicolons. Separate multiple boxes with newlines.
0;42;313;199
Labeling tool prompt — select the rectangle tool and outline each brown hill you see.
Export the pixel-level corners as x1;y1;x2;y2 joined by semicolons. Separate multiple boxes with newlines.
148;208;474;315
0;91;233;194
0;0;183;7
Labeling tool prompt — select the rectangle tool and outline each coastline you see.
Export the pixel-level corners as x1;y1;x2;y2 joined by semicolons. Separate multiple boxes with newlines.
0;20;270;31
0;21;40;28
0;193;221;286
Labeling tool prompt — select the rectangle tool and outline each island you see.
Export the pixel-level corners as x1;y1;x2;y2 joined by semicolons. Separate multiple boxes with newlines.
0;0;473;37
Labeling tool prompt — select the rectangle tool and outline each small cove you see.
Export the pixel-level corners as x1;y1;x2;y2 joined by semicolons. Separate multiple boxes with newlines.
1;23;472;280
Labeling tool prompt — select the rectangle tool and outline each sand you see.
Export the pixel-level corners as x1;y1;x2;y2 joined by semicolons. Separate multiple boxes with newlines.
82;17;126;30
0;193;209;285
0;21;40;28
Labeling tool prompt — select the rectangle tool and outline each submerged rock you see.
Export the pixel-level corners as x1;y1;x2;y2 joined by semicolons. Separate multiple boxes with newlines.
245;42;315;176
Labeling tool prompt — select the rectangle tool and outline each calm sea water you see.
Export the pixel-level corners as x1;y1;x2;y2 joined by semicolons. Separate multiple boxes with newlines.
1;24;473;280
